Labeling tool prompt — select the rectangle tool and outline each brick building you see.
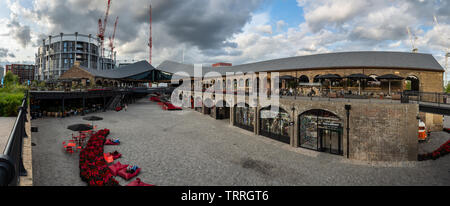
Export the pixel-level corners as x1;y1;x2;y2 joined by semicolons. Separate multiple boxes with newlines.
5;64;35;84
157;51;445;161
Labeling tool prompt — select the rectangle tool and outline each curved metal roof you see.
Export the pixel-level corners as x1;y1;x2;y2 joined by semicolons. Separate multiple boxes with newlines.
157;51;444;77
79;61;155;79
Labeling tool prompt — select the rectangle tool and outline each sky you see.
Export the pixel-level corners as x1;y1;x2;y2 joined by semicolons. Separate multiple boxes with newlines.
0;0;449;73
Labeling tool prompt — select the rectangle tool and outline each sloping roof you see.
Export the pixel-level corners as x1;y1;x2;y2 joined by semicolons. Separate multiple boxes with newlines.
157;51;444;77
79;60;156;79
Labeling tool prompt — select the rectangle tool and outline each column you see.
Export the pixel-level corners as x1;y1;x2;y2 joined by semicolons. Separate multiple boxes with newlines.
255;107;260;135
61;98;65;118
82;96;85;116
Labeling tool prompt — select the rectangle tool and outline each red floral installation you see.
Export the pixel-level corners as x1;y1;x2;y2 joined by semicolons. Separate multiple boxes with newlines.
79;129;120;186
418;140;450;161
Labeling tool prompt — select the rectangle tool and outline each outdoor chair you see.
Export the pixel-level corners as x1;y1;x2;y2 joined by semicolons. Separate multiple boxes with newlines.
62;140;79;154
126;178;154;186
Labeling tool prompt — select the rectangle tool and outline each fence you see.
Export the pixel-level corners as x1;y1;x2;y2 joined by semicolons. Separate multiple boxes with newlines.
403;91;450;106
0;91;28;186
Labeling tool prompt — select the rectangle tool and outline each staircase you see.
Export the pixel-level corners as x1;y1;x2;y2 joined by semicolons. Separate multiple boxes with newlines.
106;94;124;110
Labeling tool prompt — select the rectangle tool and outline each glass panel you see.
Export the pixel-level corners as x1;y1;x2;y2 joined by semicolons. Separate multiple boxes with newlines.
299;114;318;150
330;131;340;154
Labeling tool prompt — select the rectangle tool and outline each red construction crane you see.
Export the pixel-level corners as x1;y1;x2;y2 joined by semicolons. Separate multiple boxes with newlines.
109;16;119;56
148;4;152;65
97;0;112;58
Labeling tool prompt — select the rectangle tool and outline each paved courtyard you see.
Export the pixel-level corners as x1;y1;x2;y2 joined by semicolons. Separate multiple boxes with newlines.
32;96;450;186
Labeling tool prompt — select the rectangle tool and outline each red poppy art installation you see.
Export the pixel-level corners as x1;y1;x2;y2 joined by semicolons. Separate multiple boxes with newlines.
79;129;120;186
418;140;450;161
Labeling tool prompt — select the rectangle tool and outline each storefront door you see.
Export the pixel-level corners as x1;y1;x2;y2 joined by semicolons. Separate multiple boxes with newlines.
319;128;342;155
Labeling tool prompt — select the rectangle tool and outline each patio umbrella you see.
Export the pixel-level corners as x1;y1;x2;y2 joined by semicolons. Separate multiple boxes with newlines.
376;74;404;95
279;75;296;80
345;74;370;95
317;74;342;80
279;75;296;91
82;116;103;127
318;74;342;93
67;124;93;132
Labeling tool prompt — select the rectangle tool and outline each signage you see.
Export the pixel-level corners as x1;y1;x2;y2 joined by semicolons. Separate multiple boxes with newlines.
260;110;279;118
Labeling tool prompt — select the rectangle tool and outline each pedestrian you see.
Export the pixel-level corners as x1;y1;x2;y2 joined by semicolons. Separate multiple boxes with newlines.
124;104;128;111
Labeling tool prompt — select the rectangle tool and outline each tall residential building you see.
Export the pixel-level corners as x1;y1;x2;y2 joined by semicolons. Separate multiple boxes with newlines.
35;32;116;81
5;64;35;83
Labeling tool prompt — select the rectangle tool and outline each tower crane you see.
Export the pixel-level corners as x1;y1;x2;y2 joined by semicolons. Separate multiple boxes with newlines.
406;26;418;53
109;16;119;65
433;15;450;86
148;4;152;65
97;0;112;59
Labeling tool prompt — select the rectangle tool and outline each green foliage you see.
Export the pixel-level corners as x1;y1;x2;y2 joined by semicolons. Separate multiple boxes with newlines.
3;71;19;87
0;92;24;117
445;83;450;93
0;75;26;116
405;81;412;90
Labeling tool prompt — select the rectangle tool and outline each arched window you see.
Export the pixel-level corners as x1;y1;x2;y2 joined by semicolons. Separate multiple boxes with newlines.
259;106;291;144
298;109;343;155
405;75;419;92
313;75;321;83
298;75;309;83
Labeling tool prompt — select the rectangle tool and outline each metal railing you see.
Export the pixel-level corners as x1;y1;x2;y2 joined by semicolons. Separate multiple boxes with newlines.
403;91;450;106
0;91;28;186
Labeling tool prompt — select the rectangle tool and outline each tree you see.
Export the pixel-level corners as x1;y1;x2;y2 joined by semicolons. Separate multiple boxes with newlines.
405;81;411;90
445;83;450;93
3;71;19;87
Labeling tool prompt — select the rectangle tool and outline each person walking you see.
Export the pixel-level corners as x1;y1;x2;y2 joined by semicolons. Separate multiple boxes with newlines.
124;104;128;111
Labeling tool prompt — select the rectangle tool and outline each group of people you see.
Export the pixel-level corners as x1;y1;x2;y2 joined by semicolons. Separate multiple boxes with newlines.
280;87;320;97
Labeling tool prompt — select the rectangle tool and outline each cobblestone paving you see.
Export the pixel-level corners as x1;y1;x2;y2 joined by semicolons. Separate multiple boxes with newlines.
32;97;450;186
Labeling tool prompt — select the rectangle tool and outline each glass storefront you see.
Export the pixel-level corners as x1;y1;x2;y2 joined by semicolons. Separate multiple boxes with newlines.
299;110;343;155
259;106;291;144
234;104;255;132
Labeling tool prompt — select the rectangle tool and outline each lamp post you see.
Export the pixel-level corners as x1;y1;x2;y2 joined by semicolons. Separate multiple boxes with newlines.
345;104;351;158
